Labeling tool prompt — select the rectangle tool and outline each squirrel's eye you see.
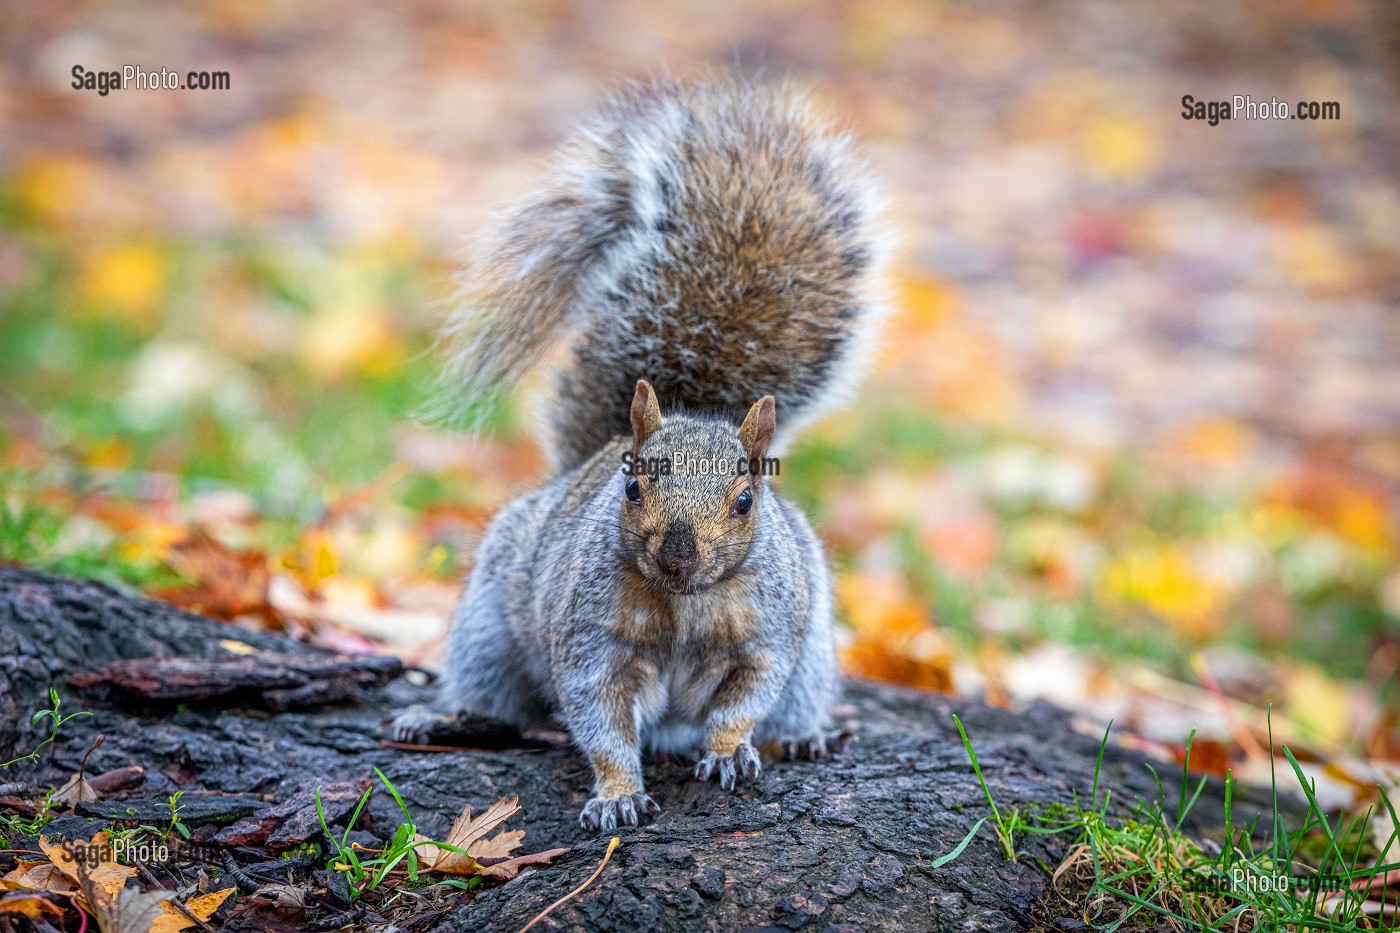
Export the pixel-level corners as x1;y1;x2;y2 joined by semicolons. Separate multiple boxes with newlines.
625;475;642;505
733;487;753;516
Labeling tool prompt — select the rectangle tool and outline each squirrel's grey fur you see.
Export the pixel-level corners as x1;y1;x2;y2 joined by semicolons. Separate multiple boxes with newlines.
395;74;891;832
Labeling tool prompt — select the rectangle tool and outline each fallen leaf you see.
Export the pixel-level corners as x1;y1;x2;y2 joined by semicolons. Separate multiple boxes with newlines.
247;883;307;913
1172;737;1232;778
476;847;569;881
149;531;273;623
53;773;100;806
39;833;137;912
151;886;235;933
79;241;167;321
417;796;521;873
3;860;75;896
87;883;173;933
411;796;567;883
466;828;525;860
0;891;65;920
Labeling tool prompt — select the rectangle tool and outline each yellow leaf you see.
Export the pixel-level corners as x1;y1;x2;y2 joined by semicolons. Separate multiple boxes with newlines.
1333;486;1393;552
300;302;399;380
899;276;959;330
12;155;98;225
1082;114;1157;180
1097;545;1225;636
1282;665;1353;744
300;529;339;587
79;242;167;320
3;861;74;895
151;887;235;932
37;833;137;911
1280;223;1353;288
837;572;930;643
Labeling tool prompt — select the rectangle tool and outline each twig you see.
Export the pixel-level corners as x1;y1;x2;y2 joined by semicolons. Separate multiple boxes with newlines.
1190;655;1269;764
136;861;212;930
516;836;620;933
378;740;510;753
77;734;105;783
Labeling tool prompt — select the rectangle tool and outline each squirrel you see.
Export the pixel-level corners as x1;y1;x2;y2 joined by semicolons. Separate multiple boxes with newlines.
392;73;891;832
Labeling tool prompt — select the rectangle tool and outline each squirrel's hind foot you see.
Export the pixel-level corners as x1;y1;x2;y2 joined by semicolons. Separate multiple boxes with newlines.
779;731;854;762
694;742;761;792
579;791;660;832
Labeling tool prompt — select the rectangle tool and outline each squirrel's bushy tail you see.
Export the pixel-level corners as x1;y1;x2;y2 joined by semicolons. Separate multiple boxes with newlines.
441;73;892;472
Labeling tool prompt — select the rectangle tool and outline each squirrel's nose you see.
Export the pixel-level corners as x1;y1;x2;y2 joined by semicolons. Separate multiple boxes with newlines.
656;523;699;579
658;554;697;578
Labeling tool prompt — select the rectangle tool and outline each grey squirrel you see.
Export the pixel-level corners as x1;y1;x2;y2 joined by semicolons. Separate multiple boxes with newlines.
393;73;891;832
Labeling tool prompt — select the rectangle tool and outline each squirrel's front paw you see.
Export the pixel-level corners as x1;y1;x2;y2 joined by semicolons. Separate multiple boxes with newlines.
389;705;447;744
578;791;660;832
694;742;761;792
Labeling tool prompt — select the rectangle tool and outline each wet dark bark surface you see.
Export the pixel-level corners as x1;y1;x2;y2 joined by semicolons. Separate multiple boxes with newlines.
0;565;1255;931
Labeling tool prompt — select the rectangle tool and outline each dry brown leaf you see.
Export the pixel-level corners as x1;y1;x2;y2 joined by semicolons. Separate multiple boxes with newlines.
418;796;521;873
4;860;76;895
53;772;100;805
467;828;525;860
476;847;569;881
39;832;138;911
411;795;567;883
0;891;66;920
247;883;307;913
151;886;235;933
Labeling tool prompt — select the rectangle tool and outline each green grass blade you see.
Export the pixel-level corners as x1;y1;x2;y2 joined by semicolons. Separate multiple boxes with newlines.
952;714;1003;828
932;817;988;868
1092;719;1113;811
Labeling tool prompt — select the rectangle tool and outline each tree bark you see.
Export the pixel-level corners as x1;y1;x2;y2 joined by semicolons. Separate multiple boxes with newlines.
0;565;1255;932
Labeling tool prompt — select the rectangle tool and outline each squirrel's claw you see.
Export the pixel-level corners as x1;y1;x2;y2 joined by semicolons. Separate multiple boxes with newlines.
389;705;446;744
694;742;761;792
780;731;854;761
780;735;825;761
579;791;659;832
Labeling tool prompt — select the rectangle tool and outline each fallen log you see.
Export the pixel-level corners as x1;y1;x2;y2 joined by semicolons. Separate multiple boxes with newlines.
0;565;1259;931
72;652;404;710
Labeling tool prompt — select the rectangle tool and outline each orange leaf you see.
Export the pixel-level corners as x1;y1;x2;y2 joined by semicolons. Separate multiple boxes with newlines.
0;891;65;920
149;532;273;622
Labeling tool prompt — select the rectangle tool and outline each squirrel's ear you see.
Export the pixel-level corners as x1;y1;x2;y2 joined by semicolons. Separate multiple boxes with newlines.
740;396;776;465
630;380;663;450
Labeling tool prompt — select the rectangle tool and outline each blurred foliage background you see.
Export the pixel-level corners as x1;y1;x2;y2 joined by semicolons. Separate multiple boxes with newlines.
1;0;1398;795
